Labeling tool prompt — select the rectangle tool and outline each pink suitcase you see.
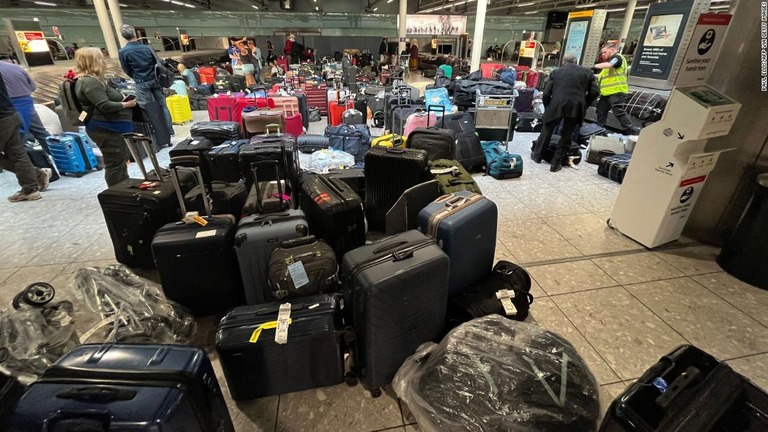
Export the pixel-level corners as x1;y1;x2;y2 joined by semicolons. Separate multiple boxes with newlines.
207;95;237;121
403;110;436;139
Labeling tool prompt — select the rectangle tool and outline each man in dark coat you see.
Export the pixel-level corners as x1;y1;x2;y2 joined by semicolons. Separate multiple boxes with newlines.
531;53;600;172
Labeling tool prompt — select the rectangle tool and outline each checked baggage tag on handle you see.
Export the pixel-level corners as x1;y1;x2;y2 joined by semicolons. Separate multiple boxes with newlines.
287;261;310;289
248;303;293;345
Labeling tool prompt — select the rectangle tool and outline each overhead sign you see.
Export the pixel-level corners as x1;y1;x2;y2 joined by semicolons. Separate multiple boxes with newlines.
519;41;536;58
406;15;467;36
568;10;595;19
674;13;731;87
630;0;694;81
15;30;48;53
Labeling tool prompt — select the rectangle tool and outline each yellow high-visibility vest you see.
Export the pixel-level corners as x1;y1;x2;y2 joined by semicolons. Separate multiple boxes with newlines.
599;54;629;96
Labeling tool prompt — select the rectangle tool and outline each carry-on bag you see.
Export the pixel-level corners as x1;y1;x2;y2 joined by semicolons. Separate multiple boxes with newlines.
300;173;365;258
151;155;244;316
600;344;768;432
428;159;482;194
342;230;450;395
184;179;248;222
445;260;534;332
166;94;193;125
417;191;497;294
267;235;338;300
342;108;364;126
325;124;371;166
215;295;345;400
598;153;632;184
482;140;524;180
240;125;299;188
326;168;365;201
297;134;329;153
169;136;216;186
206;139;248;182
328;97;354;127
364;147;430;232
242;159;293;216
281;101;304;137
98;133;194;269
190;121;242;145
454;131;486;172
408;106;457;161
9;343;234;432
403;109;437;139
46;132;100;177
390;104;424;137
235;210;309;304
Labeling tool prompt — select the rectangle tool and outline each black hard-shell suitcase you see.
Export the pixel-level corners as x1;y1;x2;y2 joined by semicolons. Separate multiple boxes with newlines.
239;133;299;188
540;134;583;166
207;139;248;183
342;230;449;395
598;153;632;184
326;168;365;201
300;173;365;258
184;180;248;221
297;134;329;153
9;343;234;432
268;236;338;300
515;111;544;132
98;133;195;269
25;145;60;182
190;121;242;145
215;295;345;400
151;155;244;316
364;147;430;232
417;191;497;294
600;344;768;432
242;159;293;216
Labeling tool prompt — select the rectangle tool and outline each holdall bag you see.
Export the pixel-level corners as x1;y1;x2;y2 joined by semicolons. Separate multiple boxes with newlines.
235;210;309;304
242;109;285;138
481;140;524;180
325;124;371;166
297;134;329;153
215;295;345;400
341;230;449;395
268;236;338;300
190;121;242;145
417;191;497;294
598;153;632;184
300;173;365;258
539;134;583;166
189;94;209;111
151;155;244;316
429;159;483;195
445;260;534;332
9;344;235;432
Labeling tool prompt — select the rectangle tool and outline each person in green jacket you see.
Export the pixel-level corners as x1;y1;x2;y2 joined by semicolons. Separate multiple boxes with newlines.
74;47;137;186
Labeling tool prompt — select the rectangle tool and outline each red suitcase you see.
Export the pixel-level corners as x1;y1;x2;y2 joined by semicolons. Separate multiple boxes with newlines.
277;56;289;72
198;67;216;85
328;98;354;127
525;70;540;89
282;102;304;137
208;95;237;121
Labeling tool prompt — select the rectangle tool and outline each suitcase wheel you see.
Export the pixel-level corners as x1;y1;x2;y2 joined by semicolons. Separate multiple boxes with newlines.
18;282;56;308
344;372;358;387
606;218;614;229
369;388;382;398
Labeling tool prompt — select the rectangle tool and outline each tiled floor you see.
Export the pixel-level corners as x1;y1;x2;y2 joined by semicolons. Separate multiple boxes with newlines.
2;102;767;431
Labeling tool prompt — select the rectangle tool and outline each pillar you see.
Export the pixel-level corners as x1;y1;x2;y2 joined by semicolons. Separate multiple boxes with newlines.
619;0;637;51
399;0;407;55
470;0;488;71
93;0;119;58
106;0;126;47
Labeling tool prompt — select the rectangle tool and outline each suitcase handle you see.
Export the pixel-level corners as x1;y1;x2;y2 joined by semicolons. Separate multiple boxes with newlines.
435;194;470;209
169;155;211;217
371;240;408;255
251;159;287;212
265;124;282;135
426;104;446;127
56;386;137;402
122;133;164;182
281;235;316;249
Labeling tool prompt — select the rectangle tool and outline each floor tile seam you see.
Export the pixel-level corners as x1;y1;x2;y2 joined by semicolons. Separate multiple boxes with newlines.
273;393;281;432
397;398;407;427
620;286;693;347
687;276;768;332
543;283;624;298
0;268;21;285
721;351;768;363
547;295;624;382
648;250;713;276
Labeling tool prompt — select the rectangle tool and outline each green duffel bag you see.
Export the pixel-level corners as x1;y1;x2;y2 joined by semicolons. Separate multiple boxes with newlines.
429;159;483;195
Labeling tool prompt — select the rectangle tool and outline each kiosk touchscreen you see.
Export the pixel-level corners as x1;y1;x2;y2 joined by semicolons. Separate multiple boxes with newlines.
609;85;740;248
560;9;606;66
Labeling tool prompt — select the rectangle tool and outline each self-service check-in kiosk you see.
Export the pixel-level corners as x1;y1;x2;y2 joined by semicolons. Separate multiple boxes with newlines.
560;9;607;66
609;87;740;248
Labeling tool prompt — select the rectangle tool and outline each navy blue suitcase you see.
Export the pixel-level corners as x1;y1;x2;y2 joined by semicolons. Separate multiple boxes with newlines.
216;294;345;400
8;344;234;432
46;132;99;177
417;191;498;294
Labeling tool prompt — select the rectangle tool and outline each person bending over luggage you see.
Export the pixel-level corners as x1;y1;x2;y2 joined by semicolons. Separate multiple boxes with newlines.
75;47;137;187
0;73;51;202
593;42;639;135
531;53;600;172
117;25;173;133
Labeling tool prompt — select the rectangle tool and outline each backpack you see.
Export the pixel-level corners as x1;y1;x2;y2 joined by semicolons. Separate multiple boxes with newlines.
500;67;517;85
58;78;89;127
155;60;176;88
481;140;523;180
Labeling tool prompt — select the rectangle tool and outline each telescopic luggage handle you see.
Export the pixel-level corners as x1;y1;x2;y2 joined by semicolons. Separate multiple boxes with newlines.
169;155;211;218
122;133;164;182
250;159;287;213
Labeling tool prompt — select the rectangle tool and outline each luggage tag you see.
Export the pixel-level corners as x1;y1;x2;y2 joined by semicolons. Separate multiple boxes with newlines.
287;261;310;289
248;316;293;344
182;211;208;226
275;303;292;344
495;289;518;316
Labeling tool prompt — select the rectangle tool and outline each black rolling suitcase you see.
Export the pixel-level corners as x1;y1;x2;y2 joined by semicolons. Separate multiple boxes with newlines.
9;344;234;432
516;112;544;132
364;147;430;232
25;145;60;182
207;139;248;182
326;168;365;201
242;160;293;216
540;134;583;166
342;230;450;395
300;173;365;258
151;155;244;316
184;180;248;221
98;133;195;269
297;134;329;153
600;344;768;432
239;133;299;189
295;93;310;130
215;295;345;400
190;121;242;145
598;153;632;184
440;112;486;172
1;373;24;432
408;105;456;161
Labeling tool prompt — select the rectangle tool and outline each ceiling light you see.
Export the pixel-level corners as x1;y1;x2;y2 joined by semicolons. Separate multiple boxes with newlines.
373;7;378;11
607;5;649;12
710;4;730;8
515;1;535;5
252;5;258;9
524;10;539;14
574;3;599;9
34;1;56;5
315;6;319;10
119;3;127;6
387;0;393;2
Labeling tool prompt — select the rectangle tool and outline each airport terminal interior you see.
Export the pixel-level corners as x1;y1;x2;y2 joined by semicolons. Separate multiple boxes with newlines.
1;0;767;431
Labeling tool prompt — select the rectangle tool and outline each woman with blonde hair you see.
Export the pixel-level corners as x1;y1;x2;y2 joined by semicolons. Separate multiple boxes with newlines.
74;47;137;186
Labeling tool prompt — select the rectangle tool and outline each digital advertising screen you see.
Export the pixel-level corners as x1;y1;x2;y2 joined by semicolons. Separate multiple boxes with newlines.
563;20;589;64
630;0;694;80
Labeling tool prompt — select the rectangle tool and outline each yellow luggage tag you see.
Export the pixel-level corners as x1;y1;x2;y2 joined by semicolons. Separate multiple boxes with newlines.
249;318;293;343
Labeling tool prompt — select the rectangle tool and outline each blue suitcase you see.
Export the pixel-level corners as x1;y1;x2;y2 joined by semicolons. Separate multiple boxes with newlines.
46;132;100;177
9;344;235;432
417;191;498;294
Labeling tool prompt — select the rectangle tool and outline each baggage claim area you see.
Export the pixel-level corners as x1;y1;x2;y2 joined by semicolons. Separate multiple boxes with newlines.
1;0;767;430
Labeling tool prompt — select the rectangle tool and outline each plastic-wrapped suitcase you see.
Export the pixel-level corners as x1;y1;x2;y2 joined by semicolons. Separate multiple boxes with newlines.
98;134;195;269
46;132;99;177
598;153;632;184
215;295;345;400
364;147;429;232
342;230;450;395
190;121;242;145
235;210;309;304
207;139;248;182
151;156;244;316
417;191;497;294
267;236;338;300
9;343;234;432
428;159;482;195
240;128;299;188
300;173;365;258
600;344;768;432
